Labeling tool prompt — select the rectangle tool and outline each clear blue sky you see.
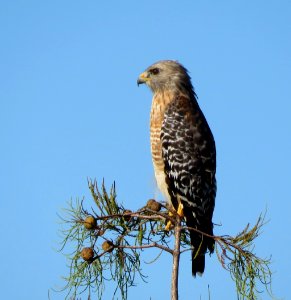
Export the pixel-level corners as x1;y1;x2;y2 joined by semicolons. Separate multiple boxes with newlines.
1;1;290;299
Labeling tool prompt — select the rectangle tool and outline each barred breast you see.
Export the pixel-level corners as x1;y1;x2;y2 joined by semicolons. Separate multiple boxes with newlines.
150;91;174;203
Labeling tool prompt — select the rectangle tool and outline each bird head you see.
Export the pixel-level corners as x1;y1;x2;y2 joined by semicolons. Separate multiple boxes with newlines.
137;60;194;94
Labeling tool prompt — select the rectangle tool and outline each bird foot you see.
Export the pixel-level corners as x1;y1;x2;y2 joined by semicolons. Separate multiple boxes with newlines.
165;203;184;231
165;212;174;231
177;203;184;217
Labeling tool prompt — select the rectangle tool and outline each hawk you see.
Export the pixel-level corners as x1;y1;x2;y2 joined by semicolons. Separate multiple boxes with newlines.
137;60;216;276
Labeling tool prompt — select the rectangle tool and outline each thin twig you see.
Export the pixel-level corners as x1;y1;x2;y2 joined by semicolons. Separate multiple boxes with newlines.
117;243;173;254
171;214;181;300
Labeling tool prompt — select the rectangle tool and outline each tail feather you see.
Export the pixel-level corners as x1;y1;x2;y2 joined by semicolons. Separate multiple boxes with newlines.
188;222;214;277
192;251;205;277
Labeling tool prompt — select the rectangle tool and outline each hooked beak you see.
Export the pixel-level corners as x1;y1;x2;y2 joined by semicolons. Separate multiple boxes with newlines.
137;72;150;86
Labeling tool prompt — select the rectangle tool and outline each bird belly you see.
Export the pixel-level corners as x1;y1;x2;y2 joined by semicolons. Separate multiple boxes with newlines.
153;162;171;203
151;125;171;203
150;93;172;205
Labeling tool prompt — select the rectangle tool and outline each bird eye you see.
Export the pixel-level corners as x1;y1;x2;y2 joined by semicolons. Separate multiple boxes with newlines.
150;68;160;75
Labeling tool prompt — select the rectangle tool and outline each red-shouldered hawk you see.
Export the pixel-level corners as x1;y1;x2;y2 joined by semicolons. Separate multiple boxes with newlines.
137;60;216;277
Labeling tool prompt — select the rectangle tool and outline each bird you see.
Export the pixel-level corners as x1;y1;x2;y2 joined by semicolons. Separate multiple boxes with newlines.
137;60;216;277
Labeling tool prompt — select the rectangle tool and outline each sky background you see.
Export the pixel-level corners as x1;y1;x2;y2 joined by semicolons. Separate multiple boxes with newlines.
0;1;290;299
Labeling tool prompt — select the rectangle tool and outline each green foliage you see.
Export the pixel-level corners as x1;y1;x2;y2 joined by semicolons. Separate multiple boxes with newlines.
57;180;177;299
56;180;274;300
215;214;273;300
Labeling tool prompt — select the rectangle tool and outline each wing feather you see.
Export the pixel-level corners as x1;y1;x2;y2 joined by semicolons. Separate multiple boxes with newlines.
161;95;216;220
160;94;216;276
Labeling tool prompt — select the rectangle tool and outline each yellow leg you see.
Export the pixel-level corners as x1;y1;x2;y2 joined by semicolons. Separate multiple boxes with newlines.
177;203;184;217
165;212;174;231
165;203;184;231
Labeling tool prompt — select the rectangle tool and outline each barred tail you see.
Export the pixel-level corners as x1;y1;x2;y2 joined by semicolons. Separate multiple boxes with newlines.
187;220;214;277
192;247;205;277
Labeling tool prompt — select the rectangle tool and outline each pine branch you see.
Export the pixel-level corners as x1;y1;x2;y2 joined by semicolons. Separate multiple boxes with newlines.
55;180;275;300
171;213;182;300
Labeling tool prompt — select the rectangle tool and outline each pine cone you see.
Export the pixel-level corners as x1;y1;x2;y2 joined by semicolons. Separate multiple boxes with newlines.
102;240;114;253
146;199;161;212
81;247;94;261
83;215;97;230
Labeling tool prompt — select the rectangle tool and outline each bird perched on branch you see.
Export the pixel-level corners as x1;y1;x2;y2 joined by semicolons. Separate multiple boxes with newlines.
137;60;216;277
